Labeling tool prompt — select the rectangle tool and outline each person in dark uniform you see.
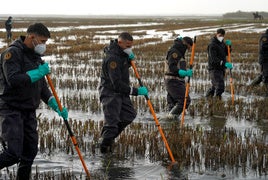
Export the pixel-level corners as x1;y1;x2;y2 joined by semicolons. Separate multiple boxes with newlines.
250;29;268;96
5;16;13;41
0;23;68;180
164;36;193;120
205;28;233;100
259;29;268;96
98;32;148;153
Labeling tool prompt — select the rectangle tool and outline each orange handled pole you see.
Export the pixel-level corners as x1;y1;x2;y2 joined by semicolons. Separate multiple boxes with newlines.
180;36;196;128
227;45;235;105
130;61;176;163
46;75;91;179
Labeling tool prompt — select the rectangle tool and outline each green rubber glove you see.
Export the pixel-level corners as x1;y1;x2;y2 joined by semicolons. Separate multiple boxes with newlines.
137;86;148;96
123;48;135;60
186;69;193;77
48;96;58;112
48;97;68;119
129;53;135;60
27;62;50;83
225;62;233;69
59;107;68;120
178;69;187;77
178;69;193;77
225;39;232;46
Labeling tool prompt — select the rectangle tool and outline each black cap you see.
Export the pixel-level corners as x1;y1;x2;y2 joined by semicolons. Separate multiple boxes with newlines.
217;28;225;35
27;23;50;38
183;36;193;46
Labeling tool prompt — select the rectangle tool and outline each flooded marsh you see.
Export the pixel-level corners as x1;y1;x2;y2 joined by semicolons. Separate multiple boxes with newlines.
0;16;268;179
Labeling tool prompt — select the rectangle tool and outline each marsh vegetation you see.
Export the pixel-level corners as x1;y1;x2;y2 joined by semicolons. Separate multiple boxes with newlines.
0;16;268;179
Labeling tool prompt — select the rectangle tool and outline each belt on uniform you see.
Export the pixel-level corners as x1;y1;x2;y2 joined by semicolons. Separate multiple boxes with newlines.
164;75;184;80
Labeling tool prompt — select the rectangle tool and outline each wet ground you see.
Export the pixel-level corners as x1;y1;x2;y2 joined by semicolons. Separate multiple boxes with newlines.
1;16;268;179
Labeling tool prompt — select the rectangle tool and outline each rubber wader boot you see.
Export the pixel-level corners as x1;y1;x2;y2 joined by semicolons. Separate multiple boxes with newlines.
17;162;32;180
265;84;268;97
206;88;215;98
100;138;114;154
250;74;263;86
167;105;183;120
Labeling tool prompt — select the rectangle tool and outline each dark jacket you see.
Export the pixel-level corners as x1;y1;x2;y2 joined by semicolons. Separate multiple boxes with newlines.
0;36;52;110
258;31;268;65
99;39;138;97
5;19;12;31
207;36;228;71
165;38;187;77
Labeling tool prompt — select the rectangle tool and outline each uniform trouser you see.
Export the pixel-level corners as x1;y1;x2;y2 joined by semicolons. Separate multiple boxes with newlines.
6;30;12;40
207;70;225;97
165;78;191;112
262;63;268;84
0;103;38;180
100;94;137;145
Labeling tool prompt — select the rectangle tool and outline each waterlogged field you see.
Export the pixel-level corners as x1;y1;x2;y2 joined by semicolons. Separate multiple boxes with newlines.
0;16;268;179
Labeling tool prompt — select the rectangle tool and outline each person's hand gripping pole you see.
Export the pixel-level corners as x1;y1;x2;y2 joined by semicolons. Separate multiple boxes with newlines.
130;60;176;163
180;36;196;128
45;71;91;179
226;40;235;105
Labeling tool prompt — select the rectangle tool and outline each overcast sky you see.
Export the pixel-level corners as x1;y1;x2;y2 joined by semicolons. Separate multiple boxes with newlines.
1;0;267;16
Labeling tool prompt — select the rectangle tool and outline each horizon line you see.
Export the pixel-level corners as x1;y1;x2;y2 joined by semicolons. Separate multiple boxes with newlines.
0;13;223;17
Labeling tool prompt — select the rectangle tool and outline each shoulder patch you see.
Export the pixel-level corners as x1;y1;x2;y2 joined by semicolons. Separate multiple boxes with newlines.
4;52;12;60
172;52;178;59
109;61;117;69
262;37;267;42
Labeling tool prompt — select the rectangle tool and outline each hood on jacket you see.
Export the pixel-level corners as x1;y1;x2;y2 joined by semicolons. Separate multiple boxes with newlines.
172;38;188;57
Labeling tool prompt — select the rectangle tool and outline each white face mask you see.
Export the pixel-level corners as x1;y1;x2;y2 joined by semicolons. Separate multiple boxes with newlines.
34;43;46;55
217;36;224;42
123;48;133;55
32;38;46;55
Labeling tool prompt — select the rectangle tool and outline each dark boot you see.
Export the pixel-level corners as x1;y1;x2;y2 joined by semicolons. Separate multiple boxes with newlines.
0;150;19;169
100;138;114;154
206;88;215;98
169;105;183;115
250;74;263;86
167;103;175;112
167;105;183;120
265;84;268;97
16;161;32;180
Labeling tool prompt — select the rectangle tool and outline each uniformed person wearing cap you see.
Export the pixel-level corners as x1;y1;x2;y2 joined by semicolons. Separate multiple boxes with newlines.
164;36;193;120
0;23;68;179
98;32;148;153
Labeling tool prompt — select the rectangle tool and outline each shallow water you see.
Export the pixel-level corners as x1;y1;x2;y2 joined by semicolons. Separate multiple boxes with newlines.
1;92;267;180
1;18;268;179
32;94;268;180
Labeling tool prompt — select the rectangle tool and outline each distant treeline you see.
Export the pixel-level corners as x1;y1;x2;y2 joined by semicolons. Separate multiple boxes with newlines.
223;10;268;19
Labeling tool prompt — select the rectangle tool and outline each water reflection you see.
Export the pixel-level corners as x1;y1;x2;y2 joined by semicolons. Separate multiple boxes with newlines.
209;115;227;130
99;155;134;180
91;154;169;180
256;119;268;133
166;162;188;180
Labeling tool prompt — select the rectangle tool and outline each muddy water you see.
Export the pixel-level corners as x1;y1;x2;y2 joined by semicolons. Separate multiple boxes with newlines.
1;19;268;180
1;107;265;180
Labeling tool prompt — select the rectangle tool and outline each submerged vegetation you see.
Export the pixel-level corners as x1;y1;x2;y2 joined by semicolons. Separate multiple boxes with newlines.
1;16;268;179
